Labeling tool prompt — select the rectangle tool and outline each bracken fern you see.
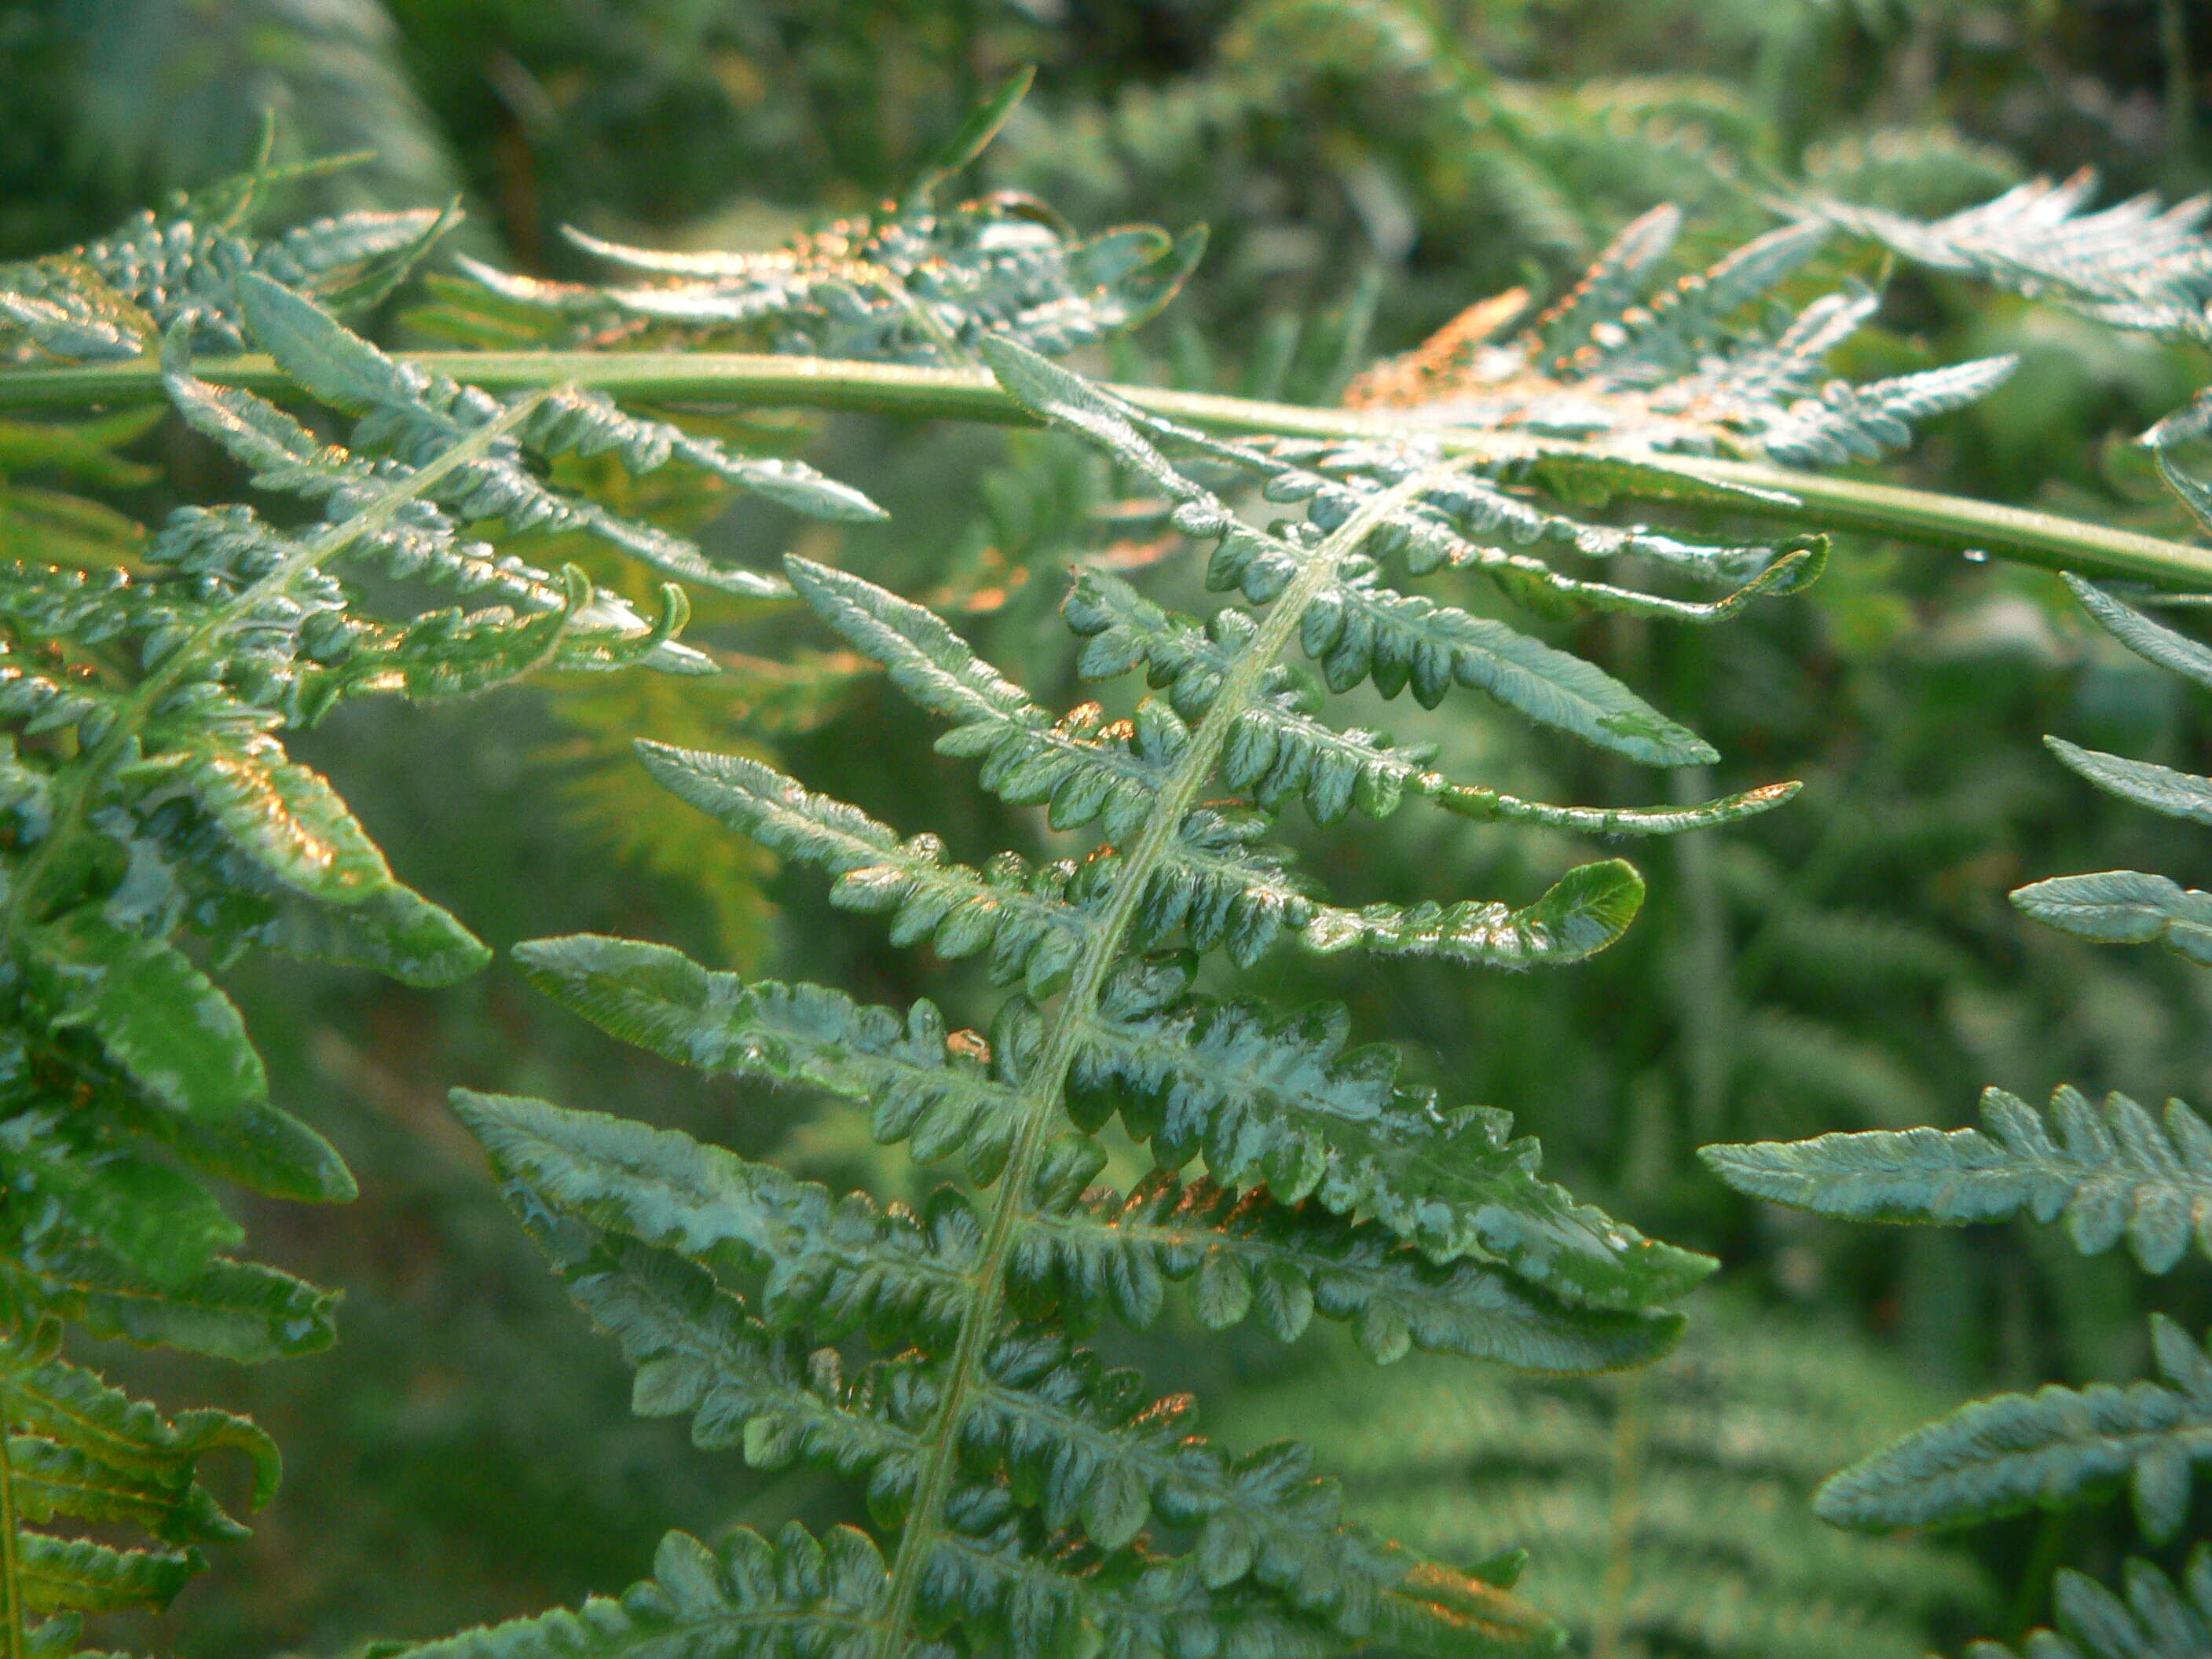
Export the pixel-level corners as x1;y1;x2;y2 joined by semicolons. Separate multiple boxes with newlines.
1702;175;2212;1643
0;179;884;1654
430;71;1203;369
401;319;1876;1657
0;82;2186;1657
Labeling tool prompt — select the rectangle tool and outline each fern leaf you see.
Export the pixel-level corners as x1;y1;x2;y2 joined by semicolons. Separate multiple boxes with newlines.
1527;204;1690;368
2;1121;234;1287
2011;870;2212;964
14;1536;195;1618
1296;574;1714;764
1064;566;1796;832
2005;577;2212;963
1815;1313;2212;1540
3;1249;335;1364
163;727;402;902
632;743;1094;996
2;1346;275;1538
0;204;871;1657
505;1213;928;1514
769;554;1679;965
2045;737;2212;826
225;273;877;599
456;1103;1561;1657
464;1075;1679;1376
451;335;1806;1656
1704;1085;2212;1273
443;75;1200;368
1069;950;1712;1309
1808;170;2212;340
511;936;1030;1185
990;330;1829;648
1752;357;2022;468
638;733;1635;982
1273;441;1827;622
0;1326;280;1626
1345;208;2012;460
1295;858;1646;966
0;163;446;362
20;910;351;1203
1965;1551;2212;1659
505;939;1707;1313
455;1090;973;1351
2065;573;2212;690
786;556;1176;839
244;881;492;989
1570;220;1832;384
397;1525;890;1659
1016;1173;1683;1372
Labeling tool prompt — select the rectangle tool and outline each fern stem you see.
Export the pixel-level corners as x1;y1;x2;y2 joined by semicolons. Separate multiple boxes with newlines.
870;455;1467;1654
2006;1508;2071;1641
0;1409;21;1659
1589;1373;1644;1659
0;389;552;958
5;353;2211;587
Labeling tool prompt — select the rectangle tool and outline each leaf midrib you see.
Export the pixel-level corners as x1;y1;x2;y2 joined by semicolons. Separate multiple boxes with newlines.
868;456;1468;1654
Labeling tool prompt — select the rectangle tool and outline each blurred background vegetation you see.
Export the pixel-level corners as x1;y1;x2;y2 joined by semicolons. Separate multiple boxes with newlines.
6;1;2212;1654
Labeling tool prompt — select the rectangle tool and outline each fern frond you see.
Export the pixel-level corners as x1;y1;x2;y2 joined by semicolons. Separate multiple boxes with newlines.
1065;565;1796;832
1965;1551;2212;1659
0;1322;276;1628
454;1090;1559;1657
994;325;1829;644
981;338;1810;771
1813;1313;2212;1542
1807;169;2212;341
0;210;888;1648
1704;1084;2212;1273
638;736;1645;987
449;335;1833;1655
2008;574;2212;962
1346;205;2013;462
441;71;1202;368
213;272;879;603
1214;1303;1989;1659
0;143;449;362
390;1524;890;1659
502;943;1708;1320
